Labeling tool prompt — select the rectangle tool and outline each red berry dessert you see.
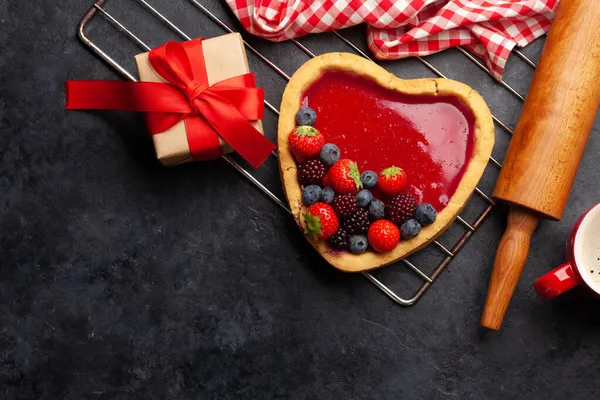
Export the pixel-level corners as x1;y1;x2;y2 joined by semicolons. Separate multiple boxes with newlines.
279;53;494;272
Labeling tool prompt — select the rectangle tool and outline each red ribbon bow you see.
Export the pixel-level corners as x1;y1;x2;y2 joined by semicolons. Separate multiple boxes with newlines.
65;39;275;168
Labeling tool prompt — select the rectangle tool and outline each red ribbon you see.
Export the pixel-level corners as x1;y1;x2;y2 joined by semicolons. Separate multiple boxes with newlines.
65;39;275;168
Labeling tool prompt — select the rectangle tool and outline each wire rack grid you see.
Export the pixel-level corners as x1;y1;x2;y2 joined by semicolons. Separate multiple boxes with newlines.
76;0;539;306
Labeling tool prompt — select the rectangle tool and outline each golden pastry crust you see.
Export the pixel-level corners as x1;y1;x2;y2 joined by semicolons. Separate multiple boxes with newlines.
278;53;494;272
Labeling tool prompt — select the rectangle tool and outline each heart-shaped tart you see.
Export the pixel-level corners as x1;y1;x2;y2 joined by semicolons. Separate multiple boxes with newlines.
278;53;494;272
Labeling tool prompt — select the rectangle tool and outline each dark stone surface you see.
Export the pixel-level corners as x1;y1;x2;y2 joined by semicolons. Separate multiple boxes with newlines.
2;1;600;399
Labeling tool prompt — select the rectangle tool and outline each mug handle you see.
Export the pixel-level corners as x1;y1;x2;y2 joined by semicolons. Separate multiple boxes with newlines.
534;262;581;300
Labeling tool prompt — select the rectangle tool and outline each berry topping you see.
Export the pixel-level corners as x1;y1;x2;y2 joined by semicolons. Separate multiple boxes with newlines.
322;171;331;187
378;166;408;196
303;203;339;240
329;159;363;194
332;193;358;219
415;203;437;226
289;126;325;163
400;219;422;239
349;234;369;254
356;189;373;208
369;199;385;220
321;187;335;204
302;185;322;206
343;208;371;234
328;228;349;250
298;159;326;186
360;170;378;189
295;106;317;126
386;193;418;226
368;220;400;253
319;143;341;167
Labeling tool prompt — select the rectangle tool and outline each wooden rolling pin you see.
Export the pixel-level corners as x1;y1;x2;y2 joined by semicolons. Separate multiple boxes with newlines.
481;0;600;330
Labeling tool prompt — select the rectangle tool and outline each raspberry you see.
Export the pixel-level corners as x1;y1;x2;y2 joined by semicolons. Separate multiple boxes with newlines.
328;228;349;250
332;194;358;218
298;159;326;186
343;208;371;234
386;193;418;226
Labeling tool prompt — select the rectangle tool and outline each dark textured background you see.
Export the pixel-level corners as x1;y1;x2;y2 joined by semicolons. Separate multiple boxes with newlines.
2;1;600;399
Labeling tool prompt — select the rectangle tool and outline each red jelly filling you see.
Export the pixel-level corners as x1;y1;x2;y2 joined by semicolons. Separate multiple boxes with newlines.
301;71;475;211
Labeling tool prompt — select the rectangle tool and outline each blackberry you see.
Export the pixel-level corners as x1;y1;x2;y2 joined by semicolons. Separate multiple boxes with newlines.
343;208;371;234
298;159;326;185
328;228;349;250
332;193;358;218
386;193;418;226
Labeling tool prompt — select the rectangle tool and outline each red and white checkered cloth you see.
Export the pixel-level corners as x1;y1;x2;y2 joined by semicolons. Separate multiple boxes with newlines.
226;0;558;81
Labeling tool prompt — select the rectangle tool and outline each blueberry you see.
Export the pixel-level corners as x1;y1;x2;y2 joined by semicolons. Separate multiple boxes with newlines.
349;234;369;254
319;143;340;167
400;219;421;239
415;203;437;226
321;187;335;204
302;185;322;206
360;170;378;189
295;107;317;126
369;199;385;220
356;189;373;207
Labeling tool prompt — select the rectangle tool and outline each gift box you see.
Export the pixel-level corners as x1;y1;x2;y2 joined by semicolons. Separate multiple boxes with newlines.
134;33;264;166
65;33;274;168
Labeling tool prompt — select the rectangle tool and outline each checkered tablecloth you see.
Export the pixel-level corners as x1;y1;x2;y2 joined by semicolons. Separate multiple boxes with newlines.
226;0;558;81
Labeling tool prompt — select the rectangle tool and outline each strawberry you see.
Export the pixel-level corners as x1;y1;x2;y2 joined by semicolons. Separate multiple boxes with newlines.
303;202;340;240
378;166;408;196
329;159;363;194
368;220;400;253
288;126;325;163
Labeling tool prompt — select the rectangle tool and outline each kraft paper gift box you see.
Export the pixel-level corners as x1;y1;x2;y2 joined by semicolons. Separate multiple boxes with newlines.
134;33;264;166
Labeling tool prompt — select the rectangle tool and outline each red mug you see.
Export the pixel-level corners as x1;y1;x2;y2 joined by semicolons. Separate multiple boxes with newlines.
535;203;600;300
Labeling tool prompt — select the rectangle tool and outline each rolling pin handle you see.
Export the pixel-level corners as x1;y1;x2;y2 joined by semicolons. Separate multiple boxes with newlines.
481;207;540;330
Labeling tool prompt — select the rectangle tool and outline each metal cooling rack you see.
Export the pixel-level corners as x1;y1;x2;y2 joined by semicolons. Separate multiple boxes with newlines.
77;0;537;306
